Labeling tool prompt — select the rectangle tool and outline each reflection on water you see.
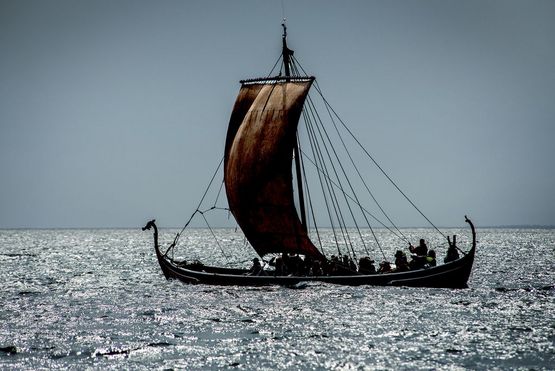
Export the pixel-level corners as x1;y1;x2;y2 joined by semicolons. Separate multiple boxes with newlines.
0;228;553;369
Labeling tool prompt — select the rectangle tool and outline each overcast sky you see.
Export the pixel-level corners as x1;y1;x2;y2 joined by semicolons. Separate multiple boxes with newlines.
1;0;554;228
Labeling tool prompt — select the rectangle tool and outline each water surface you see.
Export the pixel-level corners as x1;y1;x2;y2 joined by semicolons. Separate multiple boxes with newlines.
1;228;553;369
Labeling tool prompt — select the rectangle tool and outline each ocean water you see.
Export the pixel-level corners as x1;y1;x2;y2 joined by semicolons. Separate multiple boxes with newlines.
0;227;553;370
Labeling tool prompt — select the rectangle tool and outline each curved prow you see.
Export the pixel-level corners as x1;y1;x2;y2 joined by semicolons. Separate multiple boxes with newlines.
142;219;159;252
143;219;173;279
464;215;477;252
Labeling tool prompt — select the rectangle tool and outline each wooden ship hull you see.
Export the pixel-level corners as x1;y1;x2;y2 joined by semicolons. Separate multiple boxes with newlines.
146;219;476;289
156;248;474;288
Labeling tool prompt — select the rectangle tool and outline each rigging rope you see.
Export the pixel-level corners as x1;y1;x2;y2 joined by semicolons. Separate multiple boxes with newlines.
304;95;360;260
199;209;230;259
304;107;358;262
213;179;225;207
305;93;381;258
266;54;283;78
172;155;225;249
291;54;447;242
314;83;448;241
303;109;342;256
299;149;407;242
316;92;411;245
298;132;325;256
294;57;378;259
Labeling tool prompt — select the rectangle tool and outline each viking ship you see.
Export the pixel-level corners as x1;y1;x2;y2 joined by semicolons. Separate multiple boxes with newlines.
143;25;476;288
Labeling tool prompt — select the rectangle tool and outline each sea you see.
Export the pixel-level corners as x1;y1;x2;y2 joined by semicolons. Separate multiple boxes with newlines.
0;227;553;370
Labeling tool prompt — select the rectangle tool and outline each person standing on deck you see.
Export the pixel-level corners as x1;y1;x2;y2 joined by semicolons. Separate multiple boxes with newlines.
409;239;428;256
409;239;428;269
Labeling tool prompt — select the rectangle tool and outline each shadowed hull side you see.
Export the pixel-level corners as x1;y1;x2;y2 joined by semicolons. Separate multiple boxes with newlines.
154;242;475;289
145;217;477;289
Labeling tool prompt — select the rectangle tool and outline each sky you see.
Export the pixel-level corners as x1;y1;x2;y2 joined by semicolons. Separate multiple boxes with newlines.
1;0;554;228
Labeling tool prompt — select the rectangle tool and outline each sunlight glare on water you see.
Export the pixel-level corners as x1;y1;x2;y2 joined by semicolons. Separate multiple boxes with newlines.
0;228;554;369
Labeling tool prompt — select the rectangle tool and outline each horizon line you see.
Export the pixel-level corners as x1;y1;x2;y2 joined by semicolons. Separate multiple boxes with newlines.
1;225;554;230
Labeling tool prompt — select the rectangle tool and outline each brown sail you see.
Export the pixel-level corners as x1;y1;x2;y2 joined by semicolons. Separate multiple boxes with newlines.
224;77;324;259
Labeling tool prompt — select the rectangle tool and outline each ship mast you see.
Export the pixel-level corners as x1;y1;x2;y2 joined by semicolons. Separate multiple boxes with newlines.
282;23;308;231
